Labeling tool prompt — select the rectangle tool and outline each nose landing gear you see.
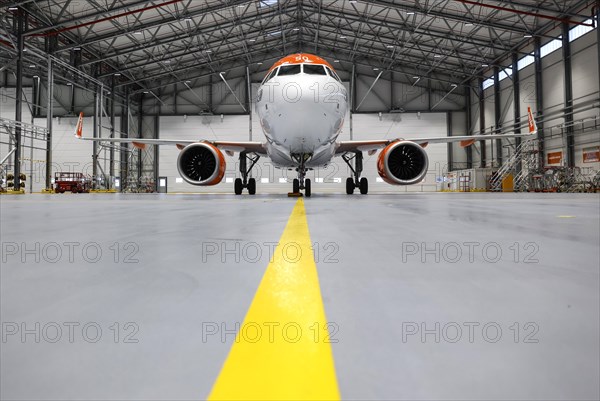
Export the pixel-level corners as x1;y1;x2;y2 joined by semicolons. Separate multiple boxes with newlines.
234;151;260;195
291;155;312;197
342;151;368;195
292;168;312;197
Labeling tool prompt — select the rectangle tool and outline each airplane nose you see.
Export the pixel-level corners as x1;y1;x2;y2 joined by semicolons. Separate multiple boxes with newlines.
257;76;347;155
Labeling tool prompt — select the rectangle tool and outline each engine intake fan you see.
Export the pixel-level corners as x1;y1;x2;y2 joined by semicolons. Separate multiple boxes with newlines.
377;141;429;185
177;142;226;186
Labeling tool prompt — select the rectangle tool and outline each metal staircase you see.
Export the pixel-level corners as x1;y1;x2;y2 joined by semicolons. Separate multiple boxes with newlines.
489;139;539;191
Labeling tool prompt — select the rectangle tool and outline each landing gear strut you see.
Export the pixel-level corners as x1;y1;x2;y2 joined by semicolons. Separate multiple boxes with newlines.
234;151;260;195
292;156;311;197
342;151;368;195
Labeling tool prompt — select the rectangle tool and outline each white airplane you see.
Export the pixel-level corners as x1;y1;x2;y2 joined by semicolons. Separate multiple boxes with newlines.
76;53;538;197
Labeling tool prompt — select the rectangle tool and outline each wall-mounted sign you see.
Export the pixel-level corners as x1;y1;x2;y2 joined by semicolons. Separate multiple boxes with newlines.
583;146;600;163
547;151;563;165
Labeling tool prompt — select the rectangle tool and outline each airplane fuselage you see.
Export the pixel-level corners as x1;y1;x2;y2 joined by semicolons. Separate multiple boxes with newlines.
255;54;348;168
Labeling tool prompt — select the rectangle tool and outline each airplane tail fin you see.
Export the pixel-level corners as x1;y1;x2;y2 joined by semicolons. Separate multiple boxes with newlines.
527;107;538;135
74;112;84;138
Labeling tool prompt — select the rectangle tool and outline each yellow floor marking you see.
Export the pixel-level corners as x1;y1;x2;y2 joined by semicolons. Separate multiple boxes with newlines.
208;198;339;401
557;215;577;218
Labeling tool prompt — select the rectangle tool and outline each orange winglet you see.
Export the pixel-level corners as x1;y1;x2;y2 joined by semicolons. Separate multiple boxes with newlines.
75;112;84;138
460;139;476;147
527;107;537;133
132;142;146;150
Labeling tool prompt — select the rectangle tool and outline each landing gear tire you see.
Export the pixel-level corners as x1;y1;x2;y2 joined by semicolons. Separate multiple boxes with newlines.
304;179;311;197
236;152;260;196
293;178;300;193
359;177;368;195
247;178;256;195
234;178;243;195
346;177;355;195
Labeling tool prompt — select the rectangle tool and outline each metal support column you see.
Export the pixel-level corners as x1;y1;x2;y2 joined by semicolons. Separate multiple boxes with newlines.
478;77;486;168
246;66;252;141
349;64;355;140
447;111;453;171
13;10;24;190
512;52;522;175
154;111;159;191
120;88;129;190
534;37;545;167
31;76;39;118
597;8;600;94
562;22;575;167
45;57;53;189
428;79;432;111
173;83;177;114
465;86;473;168
493;66;502;166
92;81;98;181
98;83;104;185
110;76;115;178
390;71;395;110
209;75;213;114
138;94;143;181
69;50;76;115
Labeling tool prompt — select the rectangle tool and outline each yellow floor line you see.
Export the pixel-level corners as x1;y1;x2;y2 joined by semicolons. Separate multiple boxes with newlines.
208;198;339;401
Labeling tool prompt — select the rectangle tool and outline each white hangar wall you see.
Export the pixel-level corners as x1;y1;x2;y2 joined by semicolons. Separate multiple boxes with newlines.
7;116;123;193
464;26;599;172
158;110;449;194
570;29;599;170
1;83;139;192
449;111;467;170
144;64;465;193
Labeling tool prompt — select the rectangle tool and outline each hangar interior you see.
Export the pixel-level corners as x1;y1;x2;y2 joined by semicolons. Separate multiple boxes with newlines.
1;0;599;193
1;2;599;401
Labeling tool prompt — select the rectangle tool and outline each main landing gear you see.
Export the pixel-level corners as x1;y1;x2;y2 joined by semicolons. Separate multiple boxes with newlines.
342;151;368;195
234;151;260;195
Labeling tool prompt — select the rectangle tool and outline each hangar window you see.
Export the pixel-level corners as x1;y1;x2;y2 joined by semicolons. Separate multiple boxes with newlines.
498;68;512;82
482;78;494;90
259;0;278;7
569;19;594;42
517;54;535;70
540;37;562;58
303;64;327;75
278;64;301;76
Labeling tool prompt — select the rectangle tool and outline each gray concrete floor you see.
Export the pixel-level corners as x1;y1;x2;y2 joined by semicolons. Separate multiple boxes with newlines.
1;193;599;400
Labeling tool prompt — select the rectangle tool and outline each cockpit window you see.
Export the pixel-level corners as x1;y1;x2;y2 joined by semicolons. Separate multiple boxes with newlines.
277;64;301;76
262;68;277;84
326;67;342;82
303;64;327;75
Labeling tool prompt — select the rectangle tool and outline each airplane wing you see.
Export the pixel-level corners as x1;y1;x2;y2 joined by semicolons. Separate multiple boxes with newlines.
335;107;538;155
74;112;267;155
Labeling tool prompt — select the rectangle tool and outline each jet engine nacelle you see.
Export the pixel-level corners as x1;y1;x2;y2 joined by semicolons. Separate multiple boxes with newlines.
377;141;429;185
177;142;226;186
